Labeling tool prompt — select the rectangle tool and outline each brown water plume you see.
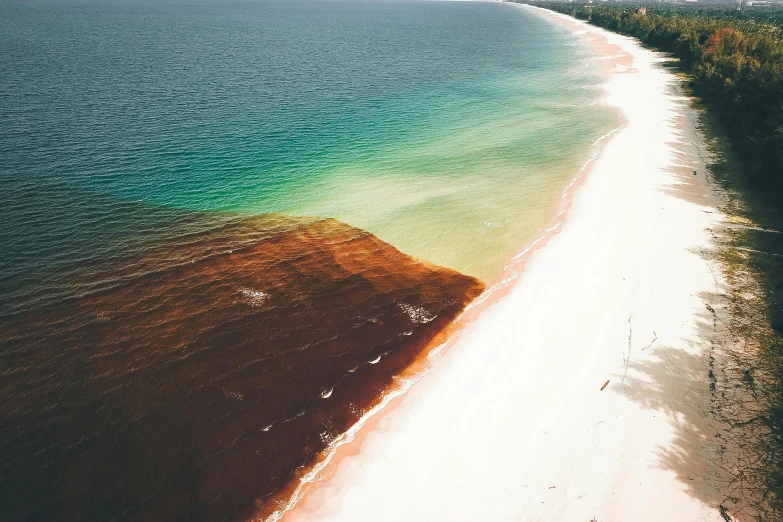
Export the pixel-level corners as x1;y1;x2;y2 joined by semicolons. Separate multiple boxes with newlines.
0;214;484;522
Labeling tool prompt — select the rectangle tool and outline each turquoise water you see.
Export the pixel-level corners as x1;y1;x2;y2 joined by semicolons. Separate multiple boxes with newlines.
0;1;616;520
1;0;614;286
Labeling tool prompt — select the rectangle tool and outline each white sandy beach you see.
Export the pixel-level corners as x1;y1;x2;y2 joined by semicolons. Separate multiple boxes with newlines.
274;6;732;522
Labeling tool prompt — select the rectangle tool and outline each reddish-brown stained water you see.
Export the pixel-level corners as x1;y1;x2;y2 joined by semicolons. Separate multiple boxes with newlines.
0;215;484;522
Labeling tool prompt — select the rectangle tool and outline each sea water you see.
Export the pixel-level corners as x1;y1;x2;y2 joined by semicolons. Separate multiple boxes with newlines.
0;1;615;520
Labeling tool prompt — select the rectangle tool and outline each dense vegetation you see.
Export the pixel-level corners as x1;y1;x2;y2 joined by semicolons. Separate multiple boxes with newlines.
521;1;783;197
637;4;783;33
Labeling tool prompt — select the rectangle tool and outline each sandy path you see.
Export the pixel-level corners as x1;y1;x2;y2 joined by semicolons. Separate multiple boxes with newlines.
277;6;730;522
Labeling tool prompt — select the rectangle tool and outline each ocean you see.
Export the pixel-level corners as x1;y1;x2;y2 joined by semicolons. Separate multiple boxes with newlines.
0;1;615;520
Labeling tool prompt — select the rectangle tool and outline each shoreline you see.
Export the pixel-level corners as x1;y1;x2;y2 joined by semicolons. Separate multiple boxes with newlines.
252;126;623;522
252;19;626;520
255;129;623;522
264;5;734;522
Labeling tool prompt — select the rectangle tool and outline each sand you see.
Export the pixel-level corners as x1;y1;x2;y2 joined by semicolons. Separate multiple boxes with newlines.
274;6;734;522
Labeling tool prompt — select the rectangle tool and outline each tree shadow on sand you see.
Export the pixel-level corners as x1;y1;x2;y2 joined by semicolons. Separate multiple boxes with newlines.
616;289;771;521
615;76;783;520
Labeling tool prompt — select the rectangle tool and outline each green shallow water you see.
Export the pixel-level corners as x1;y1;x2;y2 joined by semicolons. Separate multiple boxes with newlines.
1;0;615;284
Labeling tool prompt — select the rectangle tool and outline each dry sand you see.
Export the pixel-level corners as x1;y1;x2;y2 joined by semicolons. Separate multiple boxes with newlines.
274;6;735;522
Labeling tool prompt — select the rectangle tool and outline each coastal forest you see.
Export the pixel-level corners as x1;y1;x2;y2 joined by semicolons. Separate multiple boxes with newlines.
517;1;783;518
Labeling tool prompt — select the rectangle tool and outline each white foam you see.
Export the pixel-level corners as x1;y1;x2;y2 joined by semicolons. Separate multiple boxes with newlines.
481;220;504;228
239;288;269;306
261;374;422;522
398;303;435;324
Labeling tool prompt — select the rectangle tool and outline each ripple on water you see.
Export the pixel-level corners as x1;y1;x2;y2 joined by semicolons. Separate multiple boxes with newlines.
0;214;483;521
